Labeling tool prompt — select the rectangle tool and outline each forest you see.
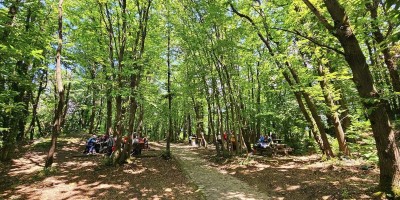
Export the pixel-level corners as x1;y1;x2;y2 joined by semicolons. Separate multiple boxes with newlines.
1;0;400;199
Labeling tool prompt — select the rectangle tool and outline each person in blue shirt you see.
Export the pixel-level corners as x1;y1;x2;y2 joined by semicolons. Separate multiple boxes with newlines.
258;135;265;143
84;134;97;154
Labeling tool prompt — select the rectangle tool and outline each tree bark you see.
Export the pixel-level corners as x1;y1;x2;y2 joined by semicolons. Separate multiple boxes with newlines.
45;0;64;169
303;0;400;194
165;0;172;157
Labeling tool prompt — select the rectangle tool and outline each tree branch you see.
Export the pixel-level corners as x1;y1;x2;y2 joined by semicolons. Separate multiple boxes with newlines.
271;27;345;55
229;3;274;55
302;0;335;31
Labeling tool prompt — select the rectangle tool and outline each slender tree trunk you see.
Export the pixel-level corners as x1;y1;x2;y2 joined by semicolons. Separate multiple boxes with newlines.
111;0;127;165
368;0;400;93
338;92;351;132
256;63;261;141
288;67;334;158
28;70;47;140
165;5;172;157
212;75;225;153
99;2;115;137
88;90;96;135
45;0;64;168
60;82;71;128
317;64;349;155
282;72;325;153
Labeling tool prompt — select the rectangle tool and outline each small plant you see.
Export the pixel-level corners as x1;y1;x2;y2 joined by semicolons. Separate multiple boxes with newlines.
34;167;58;179
341;188;349;199
239;156;253;166
101;156;113;166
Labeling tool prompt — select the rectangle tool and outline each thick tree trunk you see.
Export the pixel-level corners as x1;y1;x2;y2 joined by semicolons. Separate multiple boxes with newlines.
45;0;64;169
304;0;400;194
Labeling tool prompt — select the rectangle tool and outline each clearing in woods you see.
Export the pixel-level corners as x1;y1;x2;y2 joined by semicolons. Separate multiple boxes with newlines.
0;136;379;199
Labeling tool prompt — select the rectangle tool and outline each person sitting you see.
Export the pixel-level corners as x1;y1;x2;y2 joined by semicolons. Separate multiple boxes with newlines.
131;135;141;155
143;137;149;149
258;135;265;143
84;134;97;154
266;135;273;145
217;133;222;145
257;135;270;148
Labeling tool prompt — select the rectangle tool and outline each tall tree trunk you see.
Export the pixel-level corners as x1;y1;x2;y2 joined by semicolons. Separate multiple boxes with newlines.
282;72;325;153
288;67;334;158
303;0;400;194
28;69;47;140
256;62;261;141
212;75;225;153
368;0;400;94
165;2;172;157
45;0;64;169
317;64;349;156
115;0;128;165
88;89;96;135
99;2;115;136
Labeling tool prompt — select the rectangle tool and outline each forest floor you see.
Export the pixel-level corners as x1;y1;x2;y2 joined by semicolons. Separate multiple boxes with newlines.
177;145;380;200
0;136;380;200
0;136;203;200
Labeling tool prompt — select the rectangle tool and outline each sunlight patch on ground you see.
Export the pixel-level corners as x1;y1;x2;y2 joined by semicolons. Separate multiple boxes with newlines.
8;152;46;176
123;166;146;174
286;185;301;191
173;184;195;194
224;191;259;200
346;176;372;182
147;167;160;172
61;146;80;151
322;195;333;199
330;181;340;186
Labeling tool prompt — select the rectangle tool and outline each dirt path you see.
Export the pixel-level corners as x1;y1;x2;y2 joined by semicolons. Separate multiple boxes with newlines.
172;144;270;200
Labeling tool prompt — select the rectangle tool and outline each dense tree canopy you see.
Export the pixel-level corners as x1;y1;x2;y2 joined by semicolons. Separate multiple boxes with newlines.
1;0;399;196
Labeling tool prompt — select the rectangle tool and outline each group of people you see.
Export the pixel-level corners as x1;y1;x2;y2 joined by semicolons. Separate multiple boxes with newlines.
215;131;237;151
83;134;114;155
84;134;147;156
256;134;273;148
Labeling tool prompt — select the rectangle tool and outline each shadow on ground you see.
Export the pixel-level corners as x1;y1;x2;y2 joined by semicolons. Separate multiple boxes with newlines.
0;137;202;200
189;145;378;200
